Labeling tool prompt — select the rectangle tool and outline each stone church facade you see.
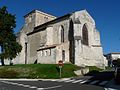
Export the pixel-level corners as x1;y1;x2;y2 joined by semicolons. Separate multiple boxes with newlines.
14;10;107;68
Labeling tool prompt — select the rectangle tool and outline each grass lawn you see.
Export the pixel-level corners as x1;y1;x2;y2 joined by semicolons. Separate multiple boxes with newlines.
84;66;103;76
0;64;81;79
88;66;103;72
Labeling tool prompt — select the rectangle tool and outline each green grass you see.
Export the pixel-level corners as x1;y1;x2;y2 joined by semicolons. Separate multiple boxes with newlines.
88;66;103;72
105;66;112;70
84;66;103;75
0;64;81;79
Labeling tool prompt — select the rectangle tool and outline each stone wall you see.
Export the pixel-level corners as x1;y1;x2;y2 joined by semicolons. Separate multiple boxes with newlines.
37;47;56;64
27;30;47;64
13;10;56;64
24;10;56;32
35;10;56;26
29;18;70;64
13;9;107;68
13;30;27;64
71;10;107;68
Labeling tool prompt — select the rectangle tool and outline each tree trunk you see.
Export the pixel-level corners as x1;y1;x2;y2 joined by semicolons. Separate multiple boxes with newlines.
10;59;13;65
1;45;5;66
1;58;5;66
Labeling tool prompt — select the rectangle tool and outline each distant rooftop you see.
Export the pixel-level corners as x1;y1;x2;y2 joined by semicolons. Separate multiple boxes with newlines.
107;52;120;54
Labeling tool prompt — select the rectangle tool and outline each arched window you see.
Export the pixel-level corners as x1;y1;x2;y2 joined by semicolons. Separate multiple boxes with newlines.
59;25;64;43
82;24;89;45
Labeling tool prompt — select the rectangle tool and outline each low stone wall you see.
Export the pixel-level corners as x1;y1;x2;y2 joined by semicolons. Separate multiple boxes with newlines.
74;67;89;76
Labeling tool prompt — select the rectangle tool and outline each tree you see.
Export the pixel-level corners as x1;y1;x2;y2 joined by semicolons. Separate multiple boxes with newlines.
112;58;120;67
0;6;22;66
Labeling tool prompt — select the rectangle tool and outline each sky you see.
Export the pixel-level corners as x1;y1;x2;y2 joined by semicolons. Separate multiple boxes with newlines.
0;0;120;54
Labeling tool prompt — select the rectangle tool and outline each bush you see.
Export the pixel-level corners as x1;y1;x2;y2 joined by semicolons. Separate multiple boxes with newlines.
113;58;120;67
117;58;120;66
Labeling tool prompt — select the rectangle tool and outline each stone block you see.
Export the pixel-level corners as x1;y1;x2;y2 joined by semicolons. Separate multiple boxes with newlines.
74;67;89;76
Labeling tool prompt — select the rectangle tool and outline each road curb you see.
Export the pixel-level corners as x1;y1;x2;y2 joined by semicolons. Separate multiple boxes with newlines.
0;78;71;81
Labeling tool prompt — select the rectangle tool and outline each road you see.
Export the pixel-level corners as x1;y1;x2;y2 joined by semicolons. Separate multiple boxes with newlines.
0;71;118;90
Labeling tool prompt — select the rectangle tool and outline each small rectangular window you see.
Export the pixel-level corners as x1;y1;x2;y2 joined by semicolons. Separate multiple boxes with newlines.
45;50;47;56
0;46;1;54
40;51;43;56
48;49;51;56
62;50;65;61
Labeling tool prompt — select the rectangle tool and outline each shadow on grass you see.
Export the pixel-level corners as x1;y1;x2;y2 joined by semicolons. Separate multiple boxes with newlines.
84;70;99;76
56;66;60;73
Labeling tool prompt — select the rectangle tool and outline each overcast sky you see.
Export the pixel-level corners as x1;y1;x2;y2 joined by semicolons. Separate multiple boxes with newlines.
0;0;120;54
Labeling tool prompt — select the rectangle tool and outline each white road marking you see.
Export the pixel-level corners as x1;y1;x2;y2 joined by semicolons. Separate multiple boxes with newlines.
17;83;25;86
29;86;37;89
104;88;117;90
89;80;99;84
80;80;89;84
99;81;108;85
50;80;58;81
41;79;58;82
21;84;30;88
43;85;62;90
1;81;62;90
37;88;45;90
72;79;83;83
57;78;70;82
64;79;75;82
0;79;38;81
104;88;107;90
1;81;38;89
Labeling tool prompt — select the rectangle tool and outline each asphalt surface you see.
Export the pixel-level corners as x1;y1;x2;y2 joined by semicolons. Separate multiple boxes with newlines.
0;71;116;90
0;79;105;90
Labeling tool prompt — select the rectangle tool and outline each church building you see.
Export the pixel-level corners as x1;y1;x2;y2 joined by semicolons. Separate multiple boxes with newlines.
14;10;107;68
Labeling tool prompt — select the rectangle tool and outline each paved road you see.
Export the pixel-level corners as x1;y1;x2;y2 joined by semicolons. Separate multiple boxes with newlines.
0;78;105;90
0;71;117;90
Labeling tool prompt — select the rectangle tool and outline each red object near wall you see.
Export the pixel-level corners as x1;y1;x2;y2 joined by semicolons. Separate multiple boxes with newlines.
58;60;63;66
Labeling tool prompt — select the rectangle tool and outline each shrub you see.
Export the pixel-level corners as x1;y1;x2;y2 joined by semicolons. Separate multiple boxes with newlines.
117;58;120;67
113;58;120;67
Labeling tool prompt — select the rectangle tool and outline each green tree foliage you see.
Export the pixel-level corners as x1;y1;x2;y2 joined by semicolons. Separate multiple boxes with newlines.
0;6;22;66
116;58;120;67
112;58;120;67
